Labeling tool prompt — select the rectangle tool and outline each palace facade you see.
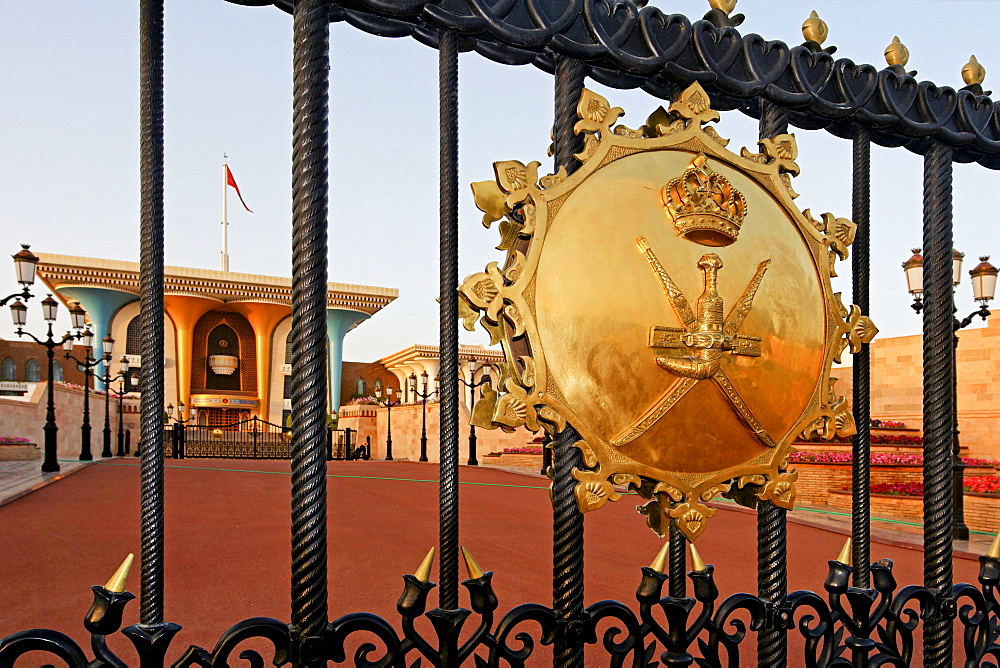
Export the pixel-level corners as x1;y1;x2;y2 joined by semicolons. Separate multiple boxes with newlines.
35;254;397;427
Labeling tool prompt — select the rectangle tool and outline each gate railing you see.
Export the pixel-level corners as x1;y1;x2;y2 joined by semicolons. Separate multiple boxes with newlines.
2;0;999;666
163;416;358;461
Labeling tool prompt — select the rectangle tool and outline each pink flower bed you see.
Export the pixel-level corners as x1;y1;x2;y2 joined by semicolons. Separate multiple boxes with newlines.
965;476;1000;495
864;477;1000;497
502;447;542;455
800;434;922;445
0;437;31;445
790;451;999;467
870;482;924;496
870;419;906;429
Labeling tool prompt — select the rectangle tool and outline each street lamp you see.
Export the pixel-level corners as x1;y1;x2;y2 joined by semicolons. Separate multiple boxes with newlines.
410;370;434;463
97;352;131;457
64;327;104;461
374;384;394;460
1;245;39;308
903;249;997;541
11;294;85;472
165;401;196;459
458;358;492;466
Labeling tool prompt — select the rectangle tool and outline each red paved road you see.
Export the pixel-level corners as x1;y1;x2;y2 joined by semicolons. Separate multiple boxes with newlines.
0;459;982;665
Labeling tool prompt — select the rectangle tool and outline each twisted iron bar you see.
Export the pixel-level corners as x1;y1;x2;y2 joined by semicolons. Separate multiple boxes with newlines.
851;123;872;588
921;140;956;665
438;27;461;611
668;524;686;598
138;0;166;627
290;0;330;657
552;426;585;667
551;54;587;668
756;100;789;668
553;55;585;177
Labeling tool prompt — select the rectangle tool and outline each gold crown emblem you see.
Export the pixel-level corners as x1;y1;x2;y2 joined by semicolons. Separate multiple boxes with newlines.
661;153;747;247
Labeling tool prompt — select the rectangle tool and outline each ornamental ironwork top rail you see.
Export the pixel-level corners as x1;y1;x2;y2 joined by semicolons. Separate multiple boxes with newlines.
228;0;1000;168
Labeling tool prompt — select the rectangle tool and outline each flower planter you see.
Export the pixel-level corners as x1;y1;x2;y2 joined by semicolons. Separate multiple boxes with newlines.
0;442;41;461
496;453;543;468
793;462;997;505
826;489;1000;534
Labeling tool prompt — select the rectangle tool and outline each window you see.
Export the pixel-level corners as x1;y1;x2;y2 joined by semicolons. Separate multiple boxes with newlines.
1;358;15;381
52;361;63;382
25;358;40;382
373;378;383;396
125;315;142;393
356;377;366;396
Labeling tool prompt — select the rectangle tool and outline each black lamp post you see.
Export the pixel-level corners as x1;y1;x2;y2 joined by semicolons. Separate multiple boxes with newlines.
904;249;997;541
63;327;105;461
98;355;132;457
409;371;437;463
165;402;195;459
11;294;86;472
458;358;491;466
374;384;394;460
96;338;127;458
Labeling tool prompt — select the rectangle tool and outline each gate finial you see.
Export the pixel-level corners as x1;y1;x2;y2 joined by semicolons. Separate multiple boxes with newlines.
104;553;134;593
414;547;435;582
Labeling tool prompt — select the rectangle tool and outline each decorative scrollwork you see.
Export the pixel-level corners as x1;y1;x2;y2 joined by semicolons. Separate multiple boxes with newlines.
242;0;1000;169
6;544;1000;665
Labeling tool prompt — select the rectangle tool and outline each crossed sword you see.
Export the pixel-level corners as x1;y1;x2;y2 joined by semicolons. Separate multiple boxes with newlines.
610;237;775;448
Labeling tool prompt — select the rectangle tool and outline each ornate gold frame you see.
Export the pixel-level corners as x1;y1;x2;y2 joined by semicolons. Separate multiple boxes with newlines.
459;83;876;541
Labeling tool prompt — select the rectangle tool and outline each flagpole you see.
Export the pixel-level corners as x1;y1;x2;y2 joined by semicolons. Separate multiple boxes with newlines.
221;154;229;272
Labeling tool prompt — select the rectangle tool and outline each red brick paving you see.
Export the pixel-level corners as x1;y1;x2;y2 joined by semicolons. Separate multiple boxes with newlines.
0;459;983;665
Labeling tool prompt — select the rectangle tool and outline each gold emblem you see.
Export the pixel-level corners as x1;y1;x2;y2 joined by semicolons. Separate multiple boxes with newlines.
460;82;877;541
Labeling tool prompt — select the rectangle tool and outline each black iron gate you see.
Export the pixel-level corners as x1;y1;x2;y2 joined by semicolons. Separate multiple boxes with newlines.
163;416;356;461
2;1;1000;666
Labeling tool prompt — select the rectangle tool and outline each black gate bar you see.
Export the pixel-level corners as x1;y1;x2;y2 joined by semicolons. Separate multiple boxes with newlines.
289;0;331;661
755;100;789;668
920;139;956;664
851;123;872;587
551;55;586;668
438;27;461;611
138;0;166;629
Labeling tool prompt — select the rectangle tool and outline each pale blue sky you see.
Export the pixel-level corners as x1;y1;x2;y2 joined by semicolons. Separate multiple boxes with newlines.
2;0;997;361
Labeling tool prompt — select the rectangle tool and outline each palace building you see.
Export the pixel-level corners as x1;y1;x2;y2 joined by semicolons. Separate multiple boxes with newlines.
34;254;397;427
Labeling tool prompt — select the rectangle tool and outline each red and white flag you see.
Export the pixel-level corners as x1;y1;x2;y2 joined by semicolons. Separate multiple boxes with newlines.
225;164;252;213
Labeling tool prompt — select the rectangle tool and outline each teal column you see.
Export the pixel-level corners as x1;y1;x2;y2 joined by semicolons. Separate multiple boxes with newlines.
57;287;137;391
326;309;369;415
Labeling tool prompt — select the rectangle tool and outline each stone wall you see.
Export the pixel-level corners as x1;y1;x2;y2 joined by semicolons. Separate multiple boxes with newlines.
339;401;536;463
0;382;139;459
836;315;1000;459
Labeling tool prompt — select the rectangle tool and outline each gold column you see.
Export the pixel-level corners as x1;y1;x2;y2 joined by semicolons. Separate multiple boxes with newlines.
163;296;218;412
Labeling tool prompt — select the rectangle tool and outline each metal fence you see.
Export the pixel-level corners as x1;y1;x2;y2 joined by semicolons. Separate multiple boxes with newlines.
163;417;357;460
2;1;1000;666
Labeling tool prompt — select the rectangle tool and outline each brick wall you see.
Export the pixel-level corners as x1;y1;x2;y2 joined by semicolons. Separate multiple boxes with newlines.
826;489;1000;534
793;462;996;505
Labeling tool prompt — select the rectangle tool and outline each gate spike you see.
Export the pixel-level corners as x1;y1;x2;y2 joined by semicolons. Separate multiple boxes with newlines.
104;553;134;593
835;538;852;566
649;541;670;574
461;546;485;579
689;542;707;573
415;547;435;582
988;531;1000;560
